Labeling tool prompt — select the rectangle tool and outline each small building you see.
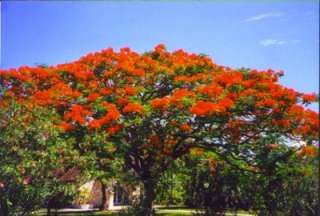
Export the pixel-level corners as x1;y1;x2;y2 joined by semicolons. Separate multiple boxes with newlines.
74;179;140;210
52;166;140;210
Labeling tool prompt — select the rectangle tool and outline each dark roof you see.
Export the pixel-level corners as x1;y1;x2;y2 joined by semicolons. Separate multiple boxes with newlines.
55;167;81;182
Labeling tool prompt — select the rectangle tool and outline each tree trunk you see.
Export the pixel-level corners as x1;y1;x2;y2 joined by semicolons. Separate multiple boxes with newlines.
46;196;54;216
0;191;8;216
0;201;8;216
100;181;109;210
46;207;51;216
141;179;157;216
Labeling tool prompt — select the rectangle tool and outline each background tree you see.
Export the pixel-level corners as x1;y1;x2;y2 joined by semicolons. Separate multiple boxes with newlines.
154;141;318;216
155;158;189;207
247;142;319;216
183;140;318;216
0;45;318;215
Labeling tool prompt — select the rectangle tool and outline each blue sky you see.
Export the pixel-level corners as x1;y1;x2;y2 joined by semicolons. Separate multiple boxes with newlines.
1;1;319;110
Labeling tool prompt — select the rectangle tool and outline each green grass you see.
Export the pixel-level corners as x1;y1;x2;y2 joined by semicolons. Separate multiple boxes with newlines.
33;210;115;216
33;210;193;216
157;208;195;215
34;208;254;216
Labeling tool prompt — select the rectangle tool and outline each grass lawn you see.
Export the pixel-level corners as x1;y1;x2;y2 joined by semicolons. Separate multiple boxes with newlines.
34;209;192;216
34;208;254;216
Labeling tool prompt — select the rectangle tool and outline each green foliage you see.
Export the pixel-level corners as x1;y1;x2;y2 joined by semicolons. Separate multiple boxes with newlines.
156;160;190;206
0;102;82;215
153;147;319;216
247;155;319;216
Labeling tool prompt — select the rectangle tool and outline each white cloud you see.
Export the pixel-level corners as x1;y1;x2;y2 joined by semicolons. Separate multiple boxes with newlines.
259;39;288;47
292;39;301;44
243;12;283;22
259;39;301;47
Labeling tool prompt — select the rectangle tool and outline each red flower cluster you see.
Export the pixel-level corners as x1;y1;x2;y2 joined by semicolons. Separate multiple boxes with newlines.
88;103;120;129
302;93;317;103
0;44;318;146
123;102;144;114
150;98;170;110
58;122;75;132
64;105;92;125
124;86;137;95
298;146;317;157
87;93;100;102
180;123;192;132
197;85;224;98
107;124;123;135
190;101;220;116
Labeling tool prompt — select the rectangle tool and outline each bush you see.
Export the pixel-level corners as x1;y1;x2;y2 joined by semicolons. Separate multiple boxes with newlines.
0;102;81;216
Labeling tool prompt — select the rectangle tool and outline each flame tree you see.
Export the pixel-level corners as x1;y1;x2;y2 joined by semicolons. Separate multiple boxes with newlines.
0;45;318;215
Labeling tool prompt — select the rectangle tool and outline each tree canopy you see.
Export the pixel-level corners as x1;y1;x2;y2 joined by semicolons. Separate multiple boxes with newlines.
0;44;318;215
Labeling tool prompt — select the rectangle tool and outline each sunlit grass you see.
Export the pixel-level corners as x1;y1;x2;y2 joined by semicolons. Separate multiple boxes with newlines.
33;208;255;216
